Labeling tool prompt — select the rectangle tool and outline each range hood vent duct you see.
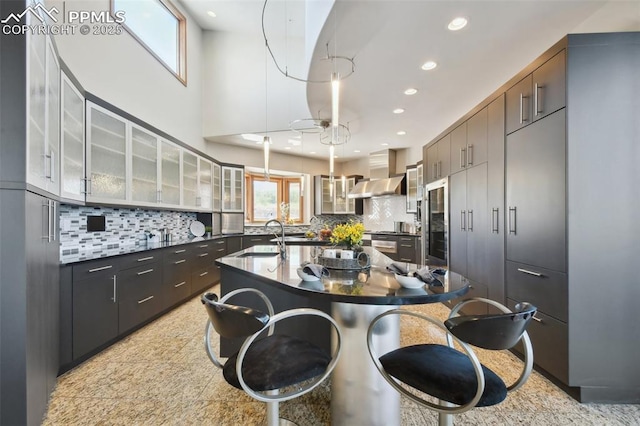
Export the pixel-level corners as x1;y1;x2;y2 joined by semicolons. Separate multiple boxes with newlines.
348;149;405;199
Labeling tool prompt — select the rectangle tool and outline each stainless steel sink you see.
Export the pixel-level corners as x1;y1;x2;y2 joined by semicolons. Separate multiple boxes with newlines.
236;251;280;258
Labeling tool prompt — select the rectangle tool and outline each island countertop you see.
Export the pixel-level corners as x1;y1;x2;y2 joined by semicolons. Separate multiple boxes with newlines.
215;245;469;305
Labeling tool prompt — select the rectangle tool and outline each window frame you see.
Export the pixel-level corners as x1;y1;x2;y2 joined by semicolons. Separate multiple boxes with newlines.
245;173;304;224
111;0;187;86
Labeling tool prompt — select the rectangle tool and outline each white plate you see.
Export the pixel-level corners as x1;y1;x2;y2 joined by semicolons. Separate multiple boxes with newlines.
190;221;205;237
395;273;424;289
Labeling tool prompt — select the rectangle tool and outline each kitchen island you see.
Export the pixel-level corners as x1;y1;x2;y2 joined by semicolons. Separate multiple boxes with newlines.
216;245;469;426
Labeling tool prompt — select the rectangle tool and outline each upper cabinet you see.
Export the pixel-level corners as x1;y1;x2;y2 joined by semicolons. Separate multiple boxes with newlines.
406;166;418;213
416;162;423;200
60;72;85;202
85;100;228;212
159;140;181;206
212;162;221;212
450;107;489;175
506;50;566;134
222;166;244;212
86;102;128;204
425;134;450;183
130;124;159;205
27;29;60;196
314;175;363;215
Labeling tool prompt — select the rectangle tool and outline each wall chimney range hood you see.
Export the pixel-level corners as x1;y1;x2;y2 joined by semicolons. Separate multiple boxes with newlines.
348;149;405;199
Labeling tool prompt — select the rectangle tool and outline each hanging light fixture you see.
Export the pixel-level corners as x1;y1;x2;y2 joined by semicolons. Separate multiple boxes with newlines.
299;133;305;196
263;136;271;180
329;143;335;182
263;35;270;180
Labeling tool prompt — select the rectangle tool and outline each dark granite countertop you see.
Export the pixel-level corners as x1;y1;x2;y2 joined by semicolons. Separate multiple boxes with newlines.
216;245;468;305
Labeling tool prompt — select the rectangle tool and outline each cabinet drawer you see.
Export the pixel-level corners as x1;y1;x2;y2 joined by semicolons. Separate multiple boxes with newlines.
119;292;163;334
243;235;273;248
163;246;192;264
72;258;120;281
119;252;159;270
397;237;417;248
508;299;568;384
506;261;567;322
397;247;416;263
162;275;191;309
192;265;218;294
118;264;162;303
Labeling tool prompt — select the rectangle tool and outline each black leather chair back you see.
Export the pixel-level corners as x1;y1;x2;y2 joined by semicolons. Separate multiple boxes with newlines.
202;292;269;339
444;302;537;350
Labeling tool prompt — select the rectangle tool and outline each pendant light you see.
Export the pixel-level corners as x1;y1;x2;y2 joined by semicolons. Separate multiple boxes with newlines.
263;40;270;180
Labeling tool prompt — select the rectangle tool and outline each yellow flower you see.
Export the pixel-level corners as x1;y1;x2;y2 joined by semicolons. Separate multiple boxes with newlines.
330;220;365;247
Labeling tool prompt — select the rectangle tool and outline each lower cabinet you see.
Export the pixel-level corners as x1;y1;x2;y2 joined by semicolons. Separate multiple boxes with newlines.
242;235;274;249
71;258;119;360
396;236;419;263
63;237;229;370
117;262;163;334
447;280;488;316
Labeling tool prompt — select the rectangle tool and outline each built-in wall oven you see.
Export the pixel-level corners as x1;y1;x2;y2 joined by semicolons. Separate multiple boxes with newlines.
371;237;397;255
421;178;448;266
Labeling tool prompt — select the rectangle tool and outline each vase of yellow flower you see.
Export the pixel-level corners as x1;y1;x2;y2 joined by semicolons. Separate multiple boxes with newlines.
329;220;365;251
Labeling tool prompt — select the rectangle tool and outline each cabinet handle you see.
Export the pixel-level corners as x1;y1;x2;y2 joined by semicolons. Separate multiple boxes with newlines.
519;93;529;124
508;206;517;234
137;295;154;304
174;259;186;264
250;238;263;242
174;281;186;288
400;244;413;248
137;268;154;276
467;144;473;166
432;162;437;180
157;190;162;203
532;315;543;323
198;253;209;257
47;150;55;183
199;271;209;277
199;244;209;248
400;258;412;262
517;268;543;277
137;256;154;262
468;209;473;231
89;265;113;273
174;249;186;254
459;148;466;168
534;83;542;116
437;161;441;178
492;208;499;234
460;210;466;231
81;178;90;194
217;248;225;252
112;275;117;303
86;178;92;195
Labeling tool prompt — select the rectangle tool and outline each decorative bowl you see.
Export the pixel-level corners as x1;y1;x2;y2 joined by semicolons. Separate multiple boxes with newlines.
395;273;424;289
297;268;320;282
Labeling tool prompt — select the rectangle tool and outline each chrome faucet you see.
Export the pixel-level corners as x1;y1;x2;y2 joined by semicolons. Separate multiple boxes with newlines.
264;219;286;259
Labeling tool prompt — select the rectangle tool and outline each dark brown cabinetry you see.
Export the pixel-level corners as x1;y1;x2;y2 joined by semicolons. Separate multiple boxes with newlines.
425;134;450;183
118;262;163;334
242;235;275;249
71;258;119;360
396;236;419;263
162;246;193;309
506;50;566;134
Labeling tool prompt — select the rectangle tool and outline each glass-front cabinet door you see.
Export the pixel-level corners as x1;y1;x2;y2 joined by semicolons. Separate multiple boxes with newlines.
406;166;418;213
86;102;128;203
160;140;181;206
198;157;213;211
130;125;158;205
182;151;198;208
45;38;60;195
222;166;244;212
212;162;221;211
60;72;85;202
346;177;356;213
333;178;348;213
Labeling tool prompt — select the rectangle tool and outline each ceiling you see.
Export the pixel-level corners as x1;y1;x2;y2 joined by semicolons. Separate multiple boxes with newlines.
180;0;640;162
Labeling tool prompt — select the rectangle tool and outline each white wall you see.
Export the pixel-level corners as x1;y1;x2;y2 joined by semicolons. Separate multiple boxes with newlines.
49;0;205;151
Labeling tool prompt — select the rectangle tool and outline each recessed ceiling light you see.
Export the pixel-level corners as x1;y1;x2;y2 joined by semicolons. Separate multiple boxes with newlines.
310;151;316;154
404;88;418;95
397;131;406;136
285;146;291;150
393;108;405;114
354;150;361;153
421;61;437;71
448;17;467;31
207;11;217;18
381;143;389;146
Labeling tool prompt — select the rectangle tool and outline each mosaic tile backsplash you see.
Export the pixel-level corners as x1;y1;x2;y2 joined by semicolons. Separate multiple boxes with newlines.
59;204;197;258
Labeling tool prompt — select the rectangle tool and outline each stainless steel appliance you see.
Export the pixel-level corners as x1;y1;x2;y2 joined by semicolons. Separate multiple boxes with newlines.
422;178;448;266
371;238;397;255
221;213;244;234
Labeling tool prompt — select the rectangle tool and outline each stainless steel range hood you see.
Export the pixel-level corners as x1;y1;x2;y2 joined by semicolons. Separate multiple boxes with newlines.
348;149;405;199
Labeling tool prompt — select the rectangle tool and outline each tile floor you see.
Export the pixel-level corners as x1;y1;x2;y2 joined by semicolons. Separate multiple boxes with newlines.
44;284;639;425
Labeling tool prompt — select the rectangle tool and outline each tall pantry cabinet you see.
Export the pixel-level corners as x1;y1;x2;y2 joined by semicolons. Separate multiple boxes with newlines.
0;2;60;424
504;33;639;402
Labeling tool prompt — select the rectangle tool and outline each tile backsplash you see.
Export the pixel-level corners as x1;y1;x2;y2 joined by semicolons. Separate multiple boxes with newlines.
59;204;197;257
363;195;417;232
